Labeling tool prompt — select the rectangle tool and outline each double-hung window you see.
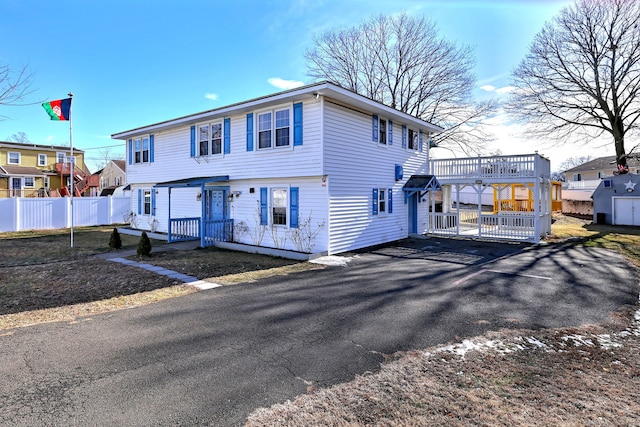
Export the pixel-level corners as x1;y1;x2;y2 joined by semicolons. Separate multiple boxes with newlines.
408;129;418;150
379;119;387;144
24;177;35;188
8;152;20;164
142;137;150;162
198;122;223;156
378;188;387;214
134;139;142;163
133;137;150;164
38;154;47;166
257;107;291;149
272;188;287;225
56;152;66;163
143;190;151;215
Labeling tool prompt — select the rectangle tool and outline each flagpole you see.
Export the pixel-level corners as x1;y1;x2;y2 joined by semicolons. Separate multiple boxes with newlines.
69;92;74;248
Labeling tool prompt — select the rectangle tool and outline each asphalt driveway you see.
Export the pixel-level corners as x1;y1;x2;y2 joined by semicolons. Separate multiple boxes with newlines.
1;237;637;426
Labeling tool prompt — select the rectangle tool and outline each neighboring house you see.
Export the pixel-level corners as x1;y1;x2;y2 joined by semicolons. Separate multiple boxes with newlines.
112;81;551;256
0;141;91;197
562;155;640;216
592;173;640;225
98;160;126;195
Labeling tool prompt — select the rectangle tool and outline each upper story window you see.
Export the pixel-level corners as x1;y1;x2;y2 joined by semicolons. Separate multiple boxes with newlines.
38;154;47;166
379;119;387;144
573;173;582;182
8;152;20;164
408;129;418;150
56;152;66;163
198;122;223;156
134;137;150;164
372;115;393;145
257;107;291;149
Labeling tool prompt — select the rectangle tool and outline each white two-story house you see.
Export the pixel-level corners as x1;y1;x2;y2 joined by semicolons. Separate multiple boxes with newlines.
112;81;444;256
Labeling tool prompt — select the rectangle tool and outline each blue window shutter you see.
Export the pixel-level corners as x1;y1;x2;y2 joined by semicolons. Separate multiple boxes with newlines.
419;130;423;151
372;115;378;142
260;187;268;225
190;126;196;157
372;188;379;215
149;134;154;163
293;102;303;146
388;188;393;214
402;125;407;149
246;113;254;151
151;190;156;216
224;118;231;154
395;164;403;181
137;189;142;215
128;139;133;165
290;187;299;228
388;119;393;145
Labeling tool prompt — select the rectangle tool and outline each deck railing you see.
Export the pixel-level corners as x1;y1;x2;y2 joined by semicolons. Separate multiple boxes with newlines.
428;210;537;241
429;155;541;180
168;217;201;242
202;219;234;247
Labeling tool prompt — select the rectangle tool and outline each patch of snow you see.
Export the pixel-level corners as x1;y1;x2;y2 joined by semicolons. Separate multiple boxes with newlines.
310;255;353;267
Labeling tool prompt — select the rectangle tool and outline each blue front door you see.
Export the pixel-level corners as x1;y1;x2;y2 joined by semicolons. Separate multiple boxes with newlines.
408;193;418;234
205;189;225;221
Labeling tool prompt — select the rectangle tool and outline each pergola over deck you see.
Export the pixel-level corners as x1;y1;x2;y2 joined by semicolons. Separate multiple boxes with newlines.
425;153;552;242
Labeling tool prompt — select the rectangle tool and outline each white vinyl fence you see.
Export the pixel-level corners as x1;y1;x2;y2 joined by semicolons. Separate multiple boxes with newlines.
0;196;131;232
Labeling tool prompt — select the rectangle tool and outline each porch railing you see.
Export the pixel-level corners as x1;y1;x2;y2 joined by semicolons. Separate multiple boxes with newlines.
428;210;536;241
202;219;234;247
168;217;201;243
429;155;541;180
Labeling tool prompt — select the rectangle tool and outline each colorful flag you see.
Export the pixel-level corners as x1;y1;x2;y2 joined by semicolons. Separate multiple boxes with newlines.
42;98;72;121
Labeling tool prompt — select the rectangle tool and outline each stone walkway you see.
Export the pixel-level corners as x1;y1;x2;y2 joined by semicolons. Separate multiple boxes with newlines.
94;241;221;290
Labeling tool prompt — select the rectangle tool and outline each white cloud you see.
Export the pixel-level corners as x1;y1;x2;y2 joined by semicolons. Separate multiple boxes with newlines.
46;136;54;142
268;78;305;90
495;86;516;94
205;93;219;101
480;85;496;92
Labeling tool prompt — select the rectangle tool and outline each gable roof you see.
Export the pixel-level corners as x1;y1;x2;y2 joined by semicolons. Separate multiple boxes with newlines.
111;81;445;140
564;155;640;173
112;159;126;172
0;141;85;153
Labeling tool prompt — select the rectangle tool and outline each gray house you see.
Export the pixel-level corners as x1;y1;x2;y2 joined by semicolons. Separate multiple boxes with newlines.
592;173;640;225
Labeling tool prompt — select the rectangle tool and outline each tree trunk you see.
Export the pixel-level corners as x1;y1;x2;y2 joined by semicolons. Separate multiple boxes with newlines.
614;121;628;174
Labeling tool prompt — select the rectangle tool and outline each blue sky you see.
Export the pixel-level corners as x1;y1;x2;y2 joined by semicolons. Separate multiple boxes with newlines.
1;0;597;171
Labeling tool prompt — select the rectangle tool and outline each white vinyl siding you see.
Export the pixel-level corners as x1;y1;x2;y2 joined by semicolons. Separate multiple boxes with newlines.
324;101;428;254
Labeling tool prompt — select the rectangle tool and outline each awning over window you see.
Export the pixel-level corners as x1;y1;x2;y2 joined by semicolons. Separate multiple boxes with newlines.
402;175;441;202
154;175;229;188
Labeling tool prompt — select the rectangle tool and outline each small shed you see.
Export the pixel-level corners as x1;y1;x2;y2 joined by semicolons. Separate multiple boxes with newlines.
592;173;640;225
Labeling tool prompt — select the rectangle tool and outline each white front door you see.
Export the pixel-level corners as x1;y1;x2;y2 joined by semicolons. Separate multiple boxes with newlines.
11;177;22;197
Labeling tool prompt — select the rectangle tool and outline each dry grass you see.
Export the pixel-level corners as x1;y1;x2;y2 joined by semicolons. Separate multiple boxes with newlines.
0;226;318;331
246;214;640;426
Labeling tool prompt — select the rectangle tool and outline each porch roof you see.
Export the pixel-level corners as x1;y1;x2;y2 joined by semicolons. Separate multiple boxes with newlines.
403;175;442;192
154;175;229;188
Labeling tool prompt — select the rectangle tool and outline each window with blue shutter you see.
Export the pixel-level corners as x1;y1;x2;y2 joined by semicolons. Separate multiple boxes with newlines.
388;119;393;145
224;118;231;154
128;139;133;165
402;125;407;149
293;102;303;146
372;188;379;215
137;189;142;215
149;134;154;163
372;115;379;142
246;113;254;151
290;187;299;228
190;125;196;157
260;187;268;225
388;188;393;213
151;190;156;216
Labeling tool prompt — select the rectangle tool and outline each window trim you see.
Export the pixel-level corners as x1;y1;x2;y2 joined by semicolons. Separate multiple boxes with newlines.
255;105;293;151
271;187;288;226
143;189;152;215
378;187;388;215
8;151;20;165
132;136;152;164
197;121;225;157
407;128;419;151
23;176;35;188
56;152;66;163
38;154;47;166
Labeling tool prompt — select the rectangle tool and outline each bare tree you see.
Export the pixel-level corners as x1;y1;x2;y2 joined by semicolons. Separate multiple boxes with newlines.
0;62;36;120
93;146;125;170
305;13;496;154
509;0;640;173
6;131;31;143
552;155;594;181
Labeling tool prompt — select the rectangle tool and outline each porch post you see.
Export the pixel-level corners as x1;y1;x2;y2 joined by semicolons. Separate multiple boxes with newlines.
167;187;172;242
200;183;206;248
